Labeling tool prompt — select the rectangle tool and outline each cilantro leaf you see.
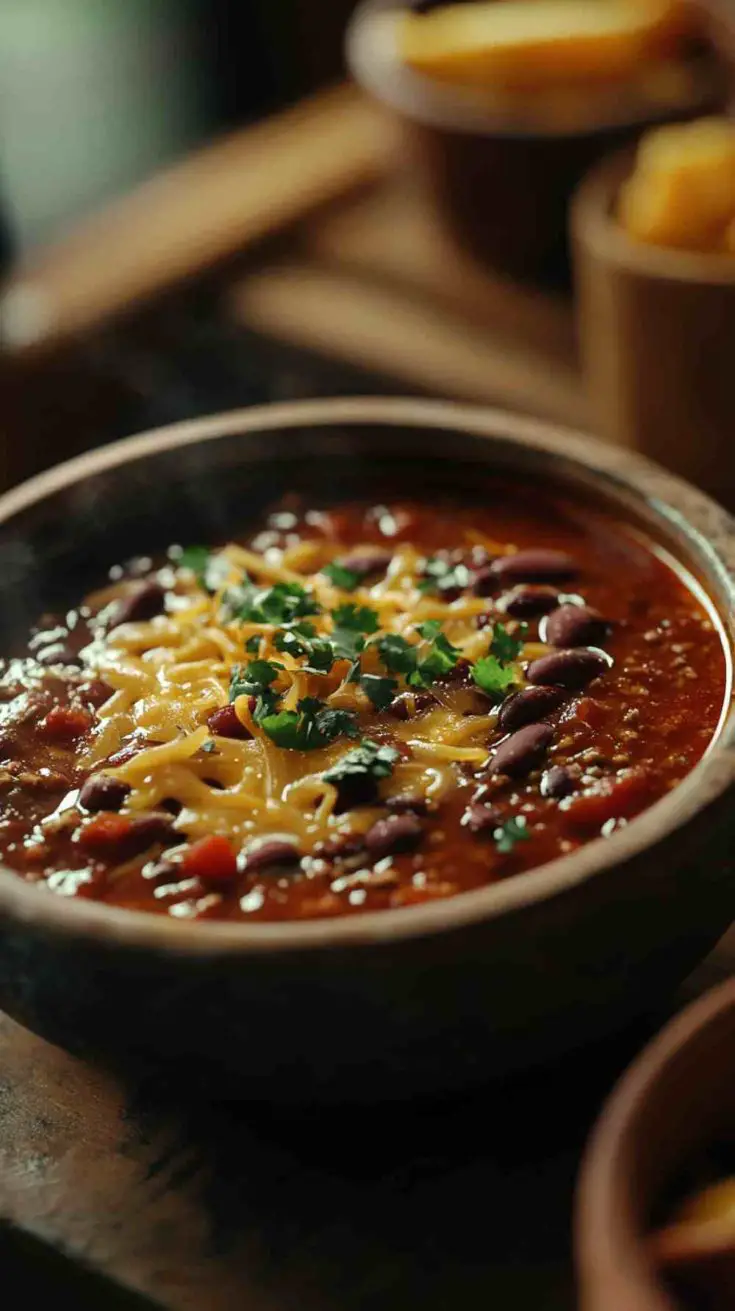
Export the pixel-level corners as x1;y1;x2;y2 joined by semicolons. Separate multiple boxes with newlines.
275;628;335;674
260;699;358;751
360;673;398;710
324;738;400;786
377;633;419;678
245;635;261;655
490;621;528;665
331;604;379;634
410;631;461;687
330;627;366;663
471;655;516;701
177;546;230;594
494;816;530;855
222;579;320;625
416;619;441;640
322;561;361;591
229;660;282;720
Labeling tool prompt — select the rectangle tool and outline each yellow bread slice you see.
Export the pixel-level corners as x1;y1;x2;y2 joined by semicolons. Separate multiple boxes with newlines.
619;117;735;250
398;1;697;89
652;1179;735;1266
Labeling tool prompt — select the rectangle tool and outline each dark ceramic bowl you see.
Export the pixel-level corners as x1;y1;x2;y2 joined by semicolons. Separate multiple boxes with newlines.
346;0;728;279
0;397;734;1103
576;978;735;1311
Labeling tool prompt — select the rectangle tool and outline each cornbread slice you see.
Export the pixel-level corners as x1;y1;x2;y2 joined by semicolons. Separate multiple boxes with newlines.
399;1;695;88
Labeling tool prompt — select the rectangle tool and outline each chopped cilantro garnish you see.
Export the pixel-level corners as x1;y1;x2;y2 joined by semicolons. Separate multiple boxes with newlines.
245;635;261;655
411;630;461;686
360;673;398;710
260;699;358;751
471;655;516;701
494;816;530;854
324;738;400;786
416;619;442;640
222;578;320;625
418;555;472;596
177;546;230;594
322;561;361;591
331;604;379;633
329;626;366;663
377;633;418;677
275;628;335;674
229;659;282;718
490;620;528;665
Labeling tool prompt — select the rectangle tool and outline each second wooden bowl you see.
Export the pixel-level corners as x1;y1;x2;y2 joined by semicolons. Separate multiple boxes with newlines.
572;149;735;505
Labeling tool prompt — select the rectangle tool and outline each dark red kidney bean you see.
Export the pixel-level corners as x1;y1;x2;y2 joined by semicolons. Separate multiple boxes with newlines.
336;549;393;579
540;765;576;800
127;814;177;852
314;831;366;861
109;581;166;627
491;550;577;585
541;605;609;649
364;813;423;860
241;838;301;874
491;723;553;778
386;794;429;816
36;643;82;668
387;690;434;720
497;685;566;734
461;801;502;834
526;648;613;690
207;704;252;740
498;585;560;619
472;566;499;598
78;773;131;812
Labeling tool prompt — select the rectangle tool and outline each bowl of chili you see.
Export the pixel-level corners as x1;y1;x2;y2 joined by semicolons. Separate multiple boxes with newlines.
0;396;732;1101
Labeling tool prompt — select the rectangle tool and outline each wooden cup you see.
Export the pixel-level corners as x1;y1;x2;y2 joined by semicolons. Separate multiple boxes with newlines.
572;150;735;505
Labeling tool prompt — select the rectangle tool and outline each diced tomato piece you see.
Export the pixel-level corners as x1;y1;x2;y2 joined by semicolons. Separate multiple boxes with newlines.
567;697;606;729
78;812;134;855
41;705;94;741
181;835;238;885
563;769;655;833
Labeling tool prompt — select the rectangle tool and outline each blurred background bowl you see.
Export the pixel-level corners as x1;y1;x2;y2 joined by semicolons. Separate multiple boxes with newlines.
576;977;735;1311
346;0;729;281
573;147;735;507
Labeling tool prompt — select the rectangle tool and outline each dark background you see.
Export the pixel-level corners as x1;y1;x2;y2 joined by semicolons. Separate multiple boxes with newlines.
0;0;355;260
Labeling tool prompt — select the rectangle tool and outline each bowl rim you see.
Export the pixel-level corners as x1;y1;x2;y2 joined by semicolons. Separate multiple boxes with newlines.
346;0;725;142
0;394;733;958
572;146;735;286
575;976;735;1310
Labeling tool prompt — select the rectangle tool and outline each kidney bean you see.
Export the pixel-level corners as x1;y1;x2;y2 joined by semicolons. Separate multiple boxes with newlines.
527;648;613;690
540;765;576;800
241;838;301;874
386;794;429;815
491;550;577;585
207;704;251;740
364;813;423;860
78;773;131;812
78;811;175;859
461;801;502;834
472;566;498;598
497;685;566;734
541;605;609;649
387;690;434;720
109;580;166;627
498;585;560;618
490;723;553;777
336;548;393;579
